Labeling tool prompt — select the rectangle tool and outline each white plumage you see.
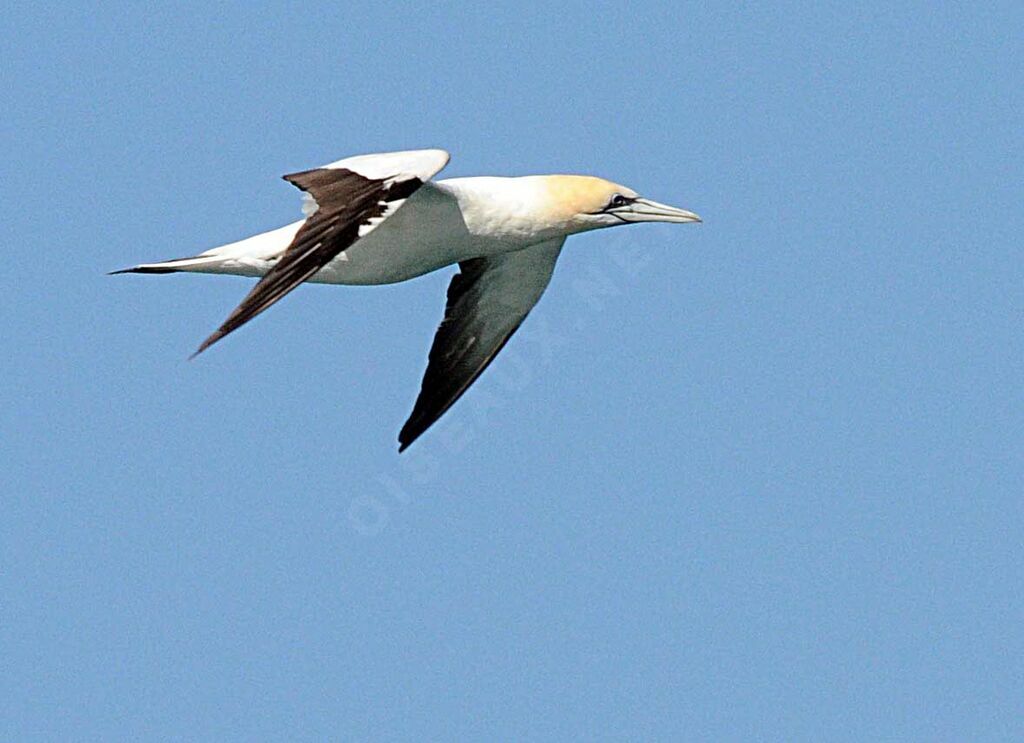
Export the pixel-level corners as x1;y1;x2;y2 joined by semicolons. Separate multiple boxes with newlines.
113;149;700;449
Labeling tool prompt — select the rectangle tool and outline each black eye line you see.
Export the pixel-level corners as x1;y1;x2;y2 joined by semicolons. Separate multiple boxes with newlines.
603;194;634;212
586;196;636;217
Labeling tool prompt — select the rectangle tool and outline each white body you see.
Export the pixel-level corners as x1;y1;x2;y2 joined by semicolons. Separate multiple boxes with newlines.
185;177;566;286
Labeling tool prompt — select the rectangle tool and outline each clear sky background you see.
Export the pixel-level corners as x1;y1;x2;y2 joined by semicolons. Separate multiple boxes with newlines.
3;2;1022;740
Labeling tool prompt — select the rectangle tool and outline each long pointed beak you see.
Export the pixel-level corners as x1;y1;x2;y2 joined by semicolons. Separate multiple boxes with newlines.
618;198;702;224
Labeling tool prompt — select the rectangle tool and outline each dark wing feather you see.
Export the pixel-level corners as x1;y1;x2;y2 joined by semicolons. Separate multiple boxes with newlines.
398;238;564;451
192;168;422;356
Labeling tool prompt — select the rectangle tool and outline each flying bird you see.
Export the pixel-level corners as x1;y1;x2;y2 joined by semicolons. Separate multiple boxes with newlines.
113;149;701;450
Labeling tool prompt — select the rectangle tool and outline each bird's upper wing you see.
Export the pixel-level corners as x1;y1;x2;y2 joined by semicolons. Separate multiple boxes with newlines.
193;148;450;356
399;237;565;451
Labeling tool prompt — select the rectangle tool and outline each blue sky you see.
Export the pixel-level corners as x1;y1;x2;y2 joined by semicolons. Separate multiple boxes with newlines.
3;2;1022;740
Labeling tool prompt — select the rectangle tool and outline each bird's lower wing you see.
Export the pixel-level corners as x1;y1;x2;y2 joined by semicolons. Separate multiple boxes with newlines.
399;237;566;451
193;148;450;356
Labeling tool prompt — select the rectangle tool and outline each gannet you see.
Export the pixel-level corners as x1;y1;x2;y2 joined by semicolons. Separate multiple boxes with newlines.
113;149;701;450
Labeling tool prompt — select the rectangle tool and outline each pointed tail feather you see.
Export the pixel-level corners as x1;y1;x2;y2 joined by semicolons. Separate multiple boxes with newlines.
108;254;233;276
109;221;305;278
109;264;182;275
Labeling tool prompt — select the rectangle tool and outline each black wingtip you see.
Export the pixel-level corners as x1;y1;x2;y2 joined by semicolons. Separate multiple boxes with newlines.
189;330;225;360
397;425;419;453
397;418;431;453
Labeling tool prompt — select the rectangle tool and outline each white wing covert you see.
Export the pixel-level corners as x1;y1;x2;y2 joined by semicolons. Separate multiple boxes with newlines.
193;149;450;356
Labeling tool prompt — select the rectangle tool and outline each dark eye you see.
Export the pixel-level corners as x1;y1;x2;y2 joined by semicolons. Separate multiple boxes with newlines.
609;193;630;208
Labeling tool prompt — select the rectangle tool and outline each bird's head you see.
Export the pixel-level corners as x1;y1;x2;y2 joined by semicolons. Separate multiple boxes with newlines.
541;176;701;234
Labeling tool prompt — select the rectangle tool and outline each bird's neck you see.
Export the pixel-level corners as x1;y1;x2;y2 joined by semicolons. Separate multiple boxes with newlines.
438;176;578;244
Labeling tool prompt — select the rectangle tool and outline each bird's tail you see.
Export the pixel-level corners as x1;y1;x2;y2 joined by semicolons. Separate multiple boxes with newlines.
108;221;305;276
108;254;231;275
